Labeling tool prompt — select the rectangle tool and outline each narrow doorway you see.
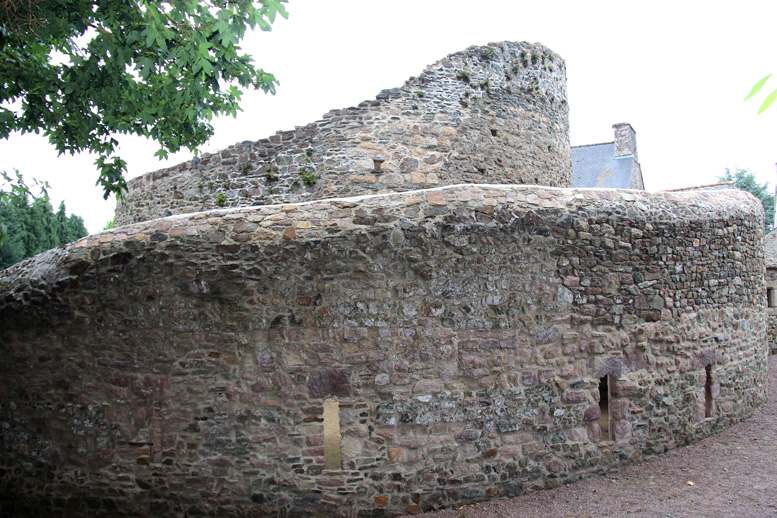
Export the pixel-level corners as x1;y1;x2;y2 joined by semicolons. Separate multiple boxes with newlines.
704;365;714;418
598;376;610;440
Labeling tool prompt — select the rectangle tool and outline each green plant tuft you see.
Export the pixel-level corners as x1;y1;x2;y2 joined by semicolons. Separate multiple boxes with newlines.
456;69;471;83
300;169;316;186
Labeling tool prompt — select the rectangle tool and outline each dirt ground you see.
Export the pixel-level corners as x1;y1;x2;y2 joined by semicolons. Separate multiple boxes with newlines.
409;354;777;518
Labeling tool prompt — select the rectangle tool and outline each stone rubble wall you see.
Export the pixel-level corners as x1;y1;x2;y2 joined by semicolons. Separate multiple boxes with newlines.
0;185;767;517
767;268;777;354
115;41;571;226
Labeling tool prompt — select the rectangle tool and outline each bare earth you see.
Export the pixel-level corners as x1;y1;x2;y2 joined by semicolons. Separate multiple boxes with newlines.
410;355;777;518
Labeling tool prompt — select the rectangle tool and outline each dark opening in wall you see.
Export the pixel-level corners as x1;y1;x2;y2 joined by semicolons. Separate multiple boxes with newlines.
373;159;384;171
598;376;610;440
704;365;714;418
768;287;775;308
490;129;498;137
323;400;342;469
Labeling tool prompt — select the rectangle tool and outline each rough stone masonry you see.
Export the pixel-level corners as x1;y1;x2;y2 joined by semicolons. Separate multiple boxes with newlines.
115;41;570;226
0;41;769;518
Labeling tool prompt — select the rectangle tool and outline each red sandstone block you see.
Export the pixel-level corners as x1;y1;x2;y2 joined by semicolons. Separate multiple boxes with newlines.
426;191;447;206
610;399;630;420
316;477;346;487
499;445;522;456
611;380;640;398
583;405;601;422
455;430;480;441
306;435;324;447
611;419;632;441
563;276;580;287
561;390;587;404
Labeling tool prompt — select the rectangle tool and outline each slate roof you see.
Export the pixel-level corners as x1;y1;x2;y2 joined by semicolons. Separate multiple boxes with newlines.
571;142;634;189
766;229;777;268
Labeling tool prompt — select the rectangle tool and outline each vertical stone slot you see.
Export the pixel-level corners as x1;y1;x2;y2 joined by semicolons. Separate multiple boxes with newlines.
704;365;714;418
490;128;498;137
598;376;610;440
323;399;342;469
373;159;384;171
768;287;775;308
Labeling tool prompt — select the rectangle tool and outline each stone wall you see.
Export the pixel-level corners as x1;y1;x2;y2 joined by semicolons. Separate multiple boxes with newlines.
115;41;571;226
767;268;777;354
0;185;767;517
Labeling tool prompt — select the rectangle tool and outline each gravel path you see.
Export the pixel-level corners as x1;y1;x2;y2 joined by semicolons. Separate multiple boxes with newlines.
409;354;777;518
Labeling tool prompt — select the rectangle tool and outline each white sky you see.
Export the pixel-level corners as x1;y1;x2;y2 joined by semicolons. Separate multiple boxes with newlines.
2;0;777;233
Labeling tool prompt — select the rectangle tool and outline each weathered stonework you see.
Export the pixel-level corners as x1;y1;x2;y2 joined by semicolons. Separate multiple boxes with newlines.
0;185;768;517
764;230;777;354
115;41;571;226
766;268;777;354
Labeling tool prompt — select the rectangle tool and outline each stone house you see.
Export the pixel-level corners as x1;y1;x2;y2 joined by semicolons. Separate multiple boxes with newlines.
572;122;645;190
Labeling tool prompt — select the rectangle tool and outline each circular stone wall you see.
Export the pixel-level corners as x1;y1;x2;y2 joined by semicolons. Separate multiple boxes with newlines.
1;185;767;517
115;41;571;226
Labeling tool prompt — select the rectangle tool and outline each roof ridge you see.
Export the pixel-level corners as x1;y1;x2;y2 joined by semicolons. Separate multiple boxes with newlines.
571;141;614;149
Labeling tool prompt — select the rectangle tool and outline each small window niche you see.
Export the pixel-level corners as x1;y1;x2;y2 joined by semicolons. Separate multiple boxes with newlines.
372;158;385;172
768;287;776;308
490;128;498;137
322;399;342;470
598;376;610;440
704;365;714;418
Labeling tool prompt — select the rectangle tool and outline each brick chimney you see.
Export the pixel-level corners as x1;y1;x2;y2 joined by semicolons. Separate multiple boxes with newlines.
613;123;637;161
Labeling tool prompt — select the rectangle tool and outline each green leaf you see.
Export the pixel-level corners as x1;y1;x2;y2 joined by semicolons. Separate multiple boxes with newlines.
0;0;288;199
759;87;777;114
745;74;772;101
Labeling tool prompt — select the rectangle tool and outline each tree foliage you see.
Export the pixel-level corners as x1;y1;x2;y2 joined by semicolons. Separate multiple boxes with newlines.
718;167;775;231
0;195;88;269
744;74;777;114
0;0;288;198
0;168;48;241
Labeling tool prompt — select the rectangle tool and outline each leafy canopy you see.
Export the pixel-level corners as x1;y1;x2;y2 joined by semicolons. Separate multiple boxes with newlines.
744;74;777;114
0;0;288;198
718;167;774;231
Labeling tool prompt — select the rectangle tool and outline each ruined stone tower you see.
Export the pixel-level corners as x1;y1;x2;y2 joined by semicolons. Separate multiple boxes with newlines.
116;41;571;225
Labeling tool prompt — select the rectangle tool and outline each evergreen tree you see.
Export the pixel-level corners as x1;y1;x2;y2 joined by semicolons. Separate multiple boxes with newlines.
67;214;87;243
0;201;25;268
718;168;775;231
0;196;89;269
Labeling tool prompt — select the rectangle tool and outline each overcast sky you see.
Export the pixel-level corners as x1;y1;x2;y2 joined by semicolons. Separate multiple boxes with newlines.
2;0;777;233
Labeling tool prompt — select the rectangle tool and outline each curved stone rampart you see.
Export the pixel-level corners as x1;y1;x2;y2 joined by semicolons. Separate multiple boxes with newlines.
115;41;571;226
0;185;767;517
